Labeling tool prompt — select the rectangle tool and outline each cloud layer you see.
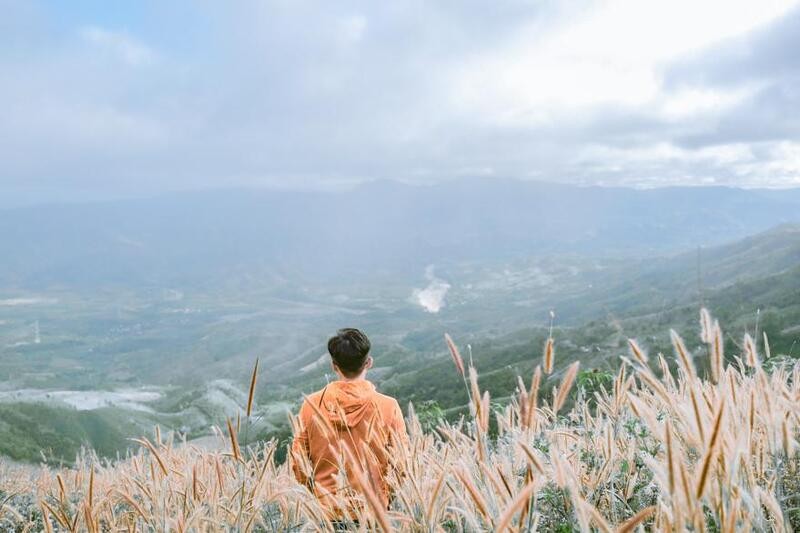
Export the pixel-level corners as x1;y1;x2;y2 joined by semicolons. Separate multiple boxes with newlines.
2;0;799;204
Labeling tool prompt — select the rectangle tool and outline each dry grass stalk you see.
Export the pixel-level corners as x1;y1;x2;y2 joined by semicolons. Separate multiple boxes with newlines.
763;332;771;359
700;308;713;344
744;333;759;368
444;333;465;377
553;361;579;414
711;322;724;383
543;337;555;375
665;418;675;497
671;329;696;381
525;366;541;430
617;505;656;533
628;338;648;365
246;358;259;417
132;437;168;476
226;418;242;463
343;445;393;533
454;467;491;523
495;482;536;532
695;398;725;499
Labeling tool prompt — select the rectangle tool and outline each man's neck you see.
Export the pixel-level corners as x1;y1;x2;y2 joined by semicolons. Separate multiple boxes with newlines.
338;373;368;383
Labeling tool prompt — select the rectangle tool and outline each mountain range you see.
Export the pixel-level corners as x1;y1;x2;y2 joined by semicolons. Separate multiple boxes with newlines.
2;179;800;287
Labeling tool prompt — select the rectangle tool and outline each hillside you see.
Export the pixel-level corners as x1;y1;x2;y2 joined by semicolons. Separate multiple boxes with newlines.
277;224;800;413
1;224;799;464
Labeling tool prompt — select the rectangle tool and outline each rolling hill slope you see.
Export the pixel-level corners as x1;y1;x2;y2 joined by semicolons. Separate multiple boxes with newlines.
268;224;800;413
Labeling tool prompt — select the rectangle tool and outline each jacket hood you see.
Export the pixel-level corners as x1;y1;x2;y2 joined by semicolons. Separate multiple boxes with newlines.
319;380;377;428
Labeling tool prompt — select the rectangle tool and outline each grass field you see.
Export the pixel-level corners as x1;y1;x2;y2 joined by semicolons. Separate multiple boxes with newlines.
1;310;798;531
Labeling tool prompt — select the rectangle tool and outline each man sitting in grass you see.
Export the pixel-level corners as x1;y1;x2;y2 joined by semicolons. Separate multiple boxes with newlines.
291;328;408;519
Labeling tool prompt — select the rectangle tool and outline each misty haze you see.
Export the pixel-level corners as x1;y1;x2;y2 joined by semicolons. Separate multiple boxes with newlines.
2;1;800;531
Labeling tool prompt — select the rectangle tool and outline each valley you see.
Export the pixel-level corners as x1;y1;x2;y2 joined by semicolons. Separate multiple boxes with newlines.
1;215;799;463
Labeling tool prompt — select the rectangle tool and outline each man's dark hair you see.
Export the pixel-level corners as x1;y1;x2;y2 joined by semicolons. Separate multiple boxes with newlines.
327;328;371;377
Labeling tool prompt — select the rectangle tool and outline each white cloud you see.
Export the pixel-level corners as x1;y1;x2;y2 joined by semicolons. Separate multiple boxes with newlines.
80;26;156;66
574;139;800;188
735;141;800;185
449;0;796;126
338;14;367;44
1;0;800;200
659;85;758;119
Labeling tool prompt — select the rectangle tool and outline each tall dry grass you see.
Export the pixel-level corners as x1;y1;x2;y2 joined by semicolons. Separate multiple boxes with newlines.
1;309;799;531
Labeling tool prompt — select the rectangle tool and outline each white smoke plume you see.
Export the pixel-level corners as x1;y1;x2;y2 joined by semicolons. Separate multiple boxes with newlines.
412;265;450;313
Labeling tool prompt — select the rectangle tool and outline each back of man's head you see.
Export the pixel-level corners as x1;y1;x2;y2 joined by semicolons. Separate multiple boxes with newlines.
327;328;371;377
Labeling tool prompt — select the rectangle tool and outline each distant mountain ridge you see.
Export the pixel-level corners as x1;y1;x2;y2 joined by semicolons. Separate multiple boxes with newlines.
544;223;800;326
1;179;800;287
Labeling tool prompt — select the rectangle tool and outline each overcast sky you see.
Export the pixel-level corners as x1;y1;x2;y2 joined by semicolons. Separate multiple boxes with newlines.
2;0;799;205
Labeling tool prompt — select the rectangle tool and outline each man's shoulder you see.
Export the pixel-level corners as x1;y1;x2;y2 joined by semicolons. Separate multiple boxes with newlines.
373;390;401;409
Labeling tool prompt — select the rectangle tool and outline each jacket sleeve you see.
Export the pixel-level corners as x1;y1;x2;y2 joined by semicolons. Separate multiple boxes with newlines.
391;399;410;449
290;399;313;488
386;399;410;485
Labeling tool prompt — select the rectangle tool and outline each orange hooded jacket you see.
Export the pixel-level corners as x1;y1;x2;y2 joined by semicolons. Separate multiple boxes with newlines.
291;380;408;513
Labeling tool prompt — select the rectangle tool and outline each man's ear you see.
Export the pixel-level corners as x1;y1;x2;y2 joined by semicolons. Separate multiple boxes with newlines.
365;356;373;370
